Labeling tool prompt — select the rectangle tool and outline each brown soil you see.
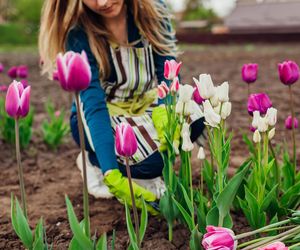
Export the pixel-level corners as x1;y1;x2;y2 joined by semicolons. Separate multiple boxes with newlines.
1;43;300;249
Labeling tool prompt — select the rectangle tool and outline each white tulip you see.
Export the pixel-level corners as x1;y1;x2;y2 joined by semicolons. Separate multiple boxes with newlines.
257;116;268;132
214;102;232;120
203;100;221;127
193;74;216;99
253;129;261;143
181;122;194;152
268;127;276;140
266;107;277;127
178;84;194;103
190;100;204;121
216;81;229;103
197;147;205;160
252;111;260;129
210;92;220;107
184;100;195;116
176;100;184;114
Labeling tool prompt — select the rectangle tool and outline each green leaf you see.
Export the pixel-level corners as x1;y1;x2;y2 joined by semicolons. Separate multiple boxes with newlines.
206;206;233;228
33;219;44;250
65;196;93;250
68;221;85;250
268;214;278;236
189;227;202;250
139;197;148;243
242;133;256;156
179;183;194;217
14;197;33;249
280;181;300;208
261;184;278;211
203;160;214;196
216;160;251;219
96;233;107;250
125;202;138;250
172;197;194;231
111;230;116;250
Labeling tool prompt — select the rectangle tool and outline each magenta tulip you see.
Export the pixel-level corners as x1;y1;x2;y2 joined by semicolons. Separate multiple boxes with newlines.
0;85;8;92
17;65;28;79
0;63;4;73
56;51;91;92
115;122;138;157
278;60;299;85
242;63;258;84
257;242;288;250
193;87;205;104
285;115;298;130
7;66;18;78
158;81;169;99
164;59;182;80
202;226;237;250
170;77;180;93
248;93;272;115
20;79;28;88
5;80;31;118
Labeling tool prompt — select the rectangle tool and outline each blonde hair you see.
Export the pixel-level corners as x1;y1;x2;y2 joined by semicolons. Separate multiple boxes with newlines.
39;0;178;79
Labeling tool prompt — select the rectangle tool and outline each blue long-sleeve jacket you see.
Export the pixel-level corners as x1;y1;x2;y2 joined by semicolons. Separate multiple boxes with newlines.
66;6;176;173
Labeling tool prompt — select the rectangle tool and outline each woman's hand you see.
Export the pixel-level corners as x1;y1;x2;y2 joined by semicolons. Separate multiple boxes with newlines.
103;169;159;215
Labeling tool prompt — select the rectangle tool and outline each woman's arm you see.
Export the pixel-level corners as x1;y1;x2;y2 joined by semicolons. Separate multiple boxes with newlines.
66;28;118;174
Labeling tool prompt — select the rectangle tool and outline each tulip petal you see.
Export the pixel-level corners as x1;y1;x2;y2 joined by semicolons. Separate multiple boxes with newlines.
67;54;91;91
115;125;123;156
122;124;138;157
164;60;170;79
19;86;31;117
56;53;69;90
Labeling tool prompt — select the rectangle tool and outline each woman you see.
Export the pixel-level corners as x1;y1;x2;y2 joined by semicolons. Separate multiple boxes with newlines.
39;0;205;213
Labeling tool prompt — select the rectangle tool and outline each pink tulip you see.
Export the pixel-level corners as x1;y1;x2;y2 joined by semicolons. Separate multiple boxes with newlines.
115;123;138;157
0;85;8;92
242;63;258;84
285;115;298;130
17;65;28;79
170;77;180;93
7;66;18;78
5;80;31;118
55;110;61;117
158;81;169;99
164;59;182;80
248;93;272;115
56;51;91;92
0;63;4;73
278;60;299;85
202;226;237;250
193;87;205;104
257;242;288;250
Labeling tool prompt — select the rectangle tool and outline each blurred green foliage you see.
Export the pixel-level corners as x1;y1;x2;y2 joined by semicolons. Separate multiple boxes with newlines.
0;0;43;46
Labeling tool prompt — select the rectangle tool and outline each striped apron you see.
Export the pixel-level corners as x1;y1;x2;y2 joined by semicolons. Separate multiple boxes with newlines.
102;39;160;166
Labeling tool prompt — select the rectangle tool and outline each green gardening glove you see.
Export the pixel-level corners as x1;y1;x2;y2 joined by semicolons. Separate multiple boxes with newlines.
152;106;180;152
103;169;159;215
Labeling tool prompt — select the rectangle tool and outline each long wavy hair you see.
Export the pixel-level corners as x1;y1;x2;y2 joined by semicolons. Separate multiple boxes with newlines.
39;0;178;79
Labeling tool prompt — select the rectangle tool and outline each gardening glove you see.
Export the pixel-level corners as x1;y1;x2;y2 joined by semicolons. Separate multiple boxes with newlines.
152;106;181;152
103;169;160;215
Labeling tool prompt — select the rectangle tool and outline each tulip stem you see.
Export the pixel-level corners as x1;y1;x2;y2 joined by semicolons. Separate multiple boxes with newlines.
268;141;280;195
15;118;27;218
75;93;90;238
125;157;140;248
289;86;297;172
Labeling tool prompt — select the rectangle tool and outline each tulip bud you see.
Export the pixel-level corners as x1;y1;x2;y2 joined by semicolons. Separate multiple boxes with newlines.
193;74;216;100
164;59;182;80
215;102;232;120
242;63;258;84
202;226;237;250
253;130;261;143
203;100;221;127
175;100;184;114
248;93;272;115
265;107;277;126
268;128;276;140
0;85;8;92
158;81;169;99
170;77;180;93
5;80;31;118
197;147;205;160
193;87;205;105
252;111;260;129
178;84;194;103
278;60;299;85
56;50;91;92
115;122;138;157
7;66;18;78
55;110;61;117
216;81;229;103
285;115;298;130
0;63;4;73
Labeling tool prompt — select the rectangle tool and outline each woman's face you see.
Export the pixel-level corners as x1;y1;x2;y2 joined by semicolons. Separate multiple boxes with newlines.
82;0;125;19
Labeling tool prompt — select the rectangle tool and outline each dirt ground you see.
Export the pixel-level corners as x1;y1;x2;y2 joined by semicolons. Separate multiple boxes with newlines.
1;43;300;249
